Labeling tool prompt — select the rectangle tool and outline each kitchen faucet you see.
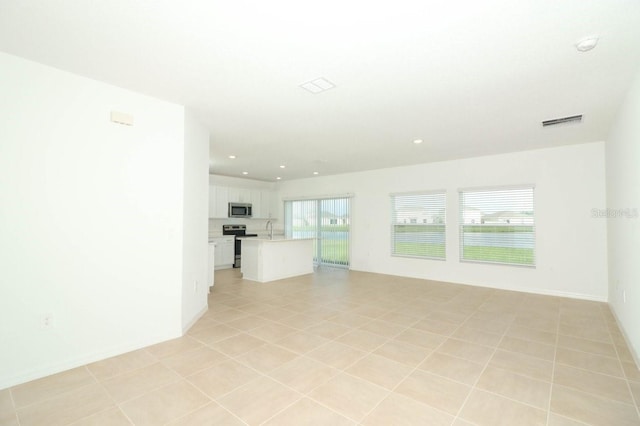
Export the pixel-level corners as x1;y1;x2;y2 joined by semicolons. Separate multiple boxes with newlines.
266;220;273;240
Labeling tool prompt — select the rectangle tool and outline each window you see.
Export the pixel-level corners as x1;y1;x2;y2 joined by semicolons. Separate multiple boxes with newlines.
459;186;535;266
284;197;350;267
391;191;446;260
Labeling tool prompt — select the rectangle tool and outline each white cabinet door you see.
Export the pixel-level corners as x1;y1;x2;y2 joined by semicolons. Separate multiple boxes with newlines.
228;187;251;203
238;188;251;203
222;240;234;265
208;243;216;287
214;243;224;267
214;186;228;218
213;237;235;268
210;184;275;219
250;189;262;217
260;190;272;219
208;186;217;218
227;187;239;203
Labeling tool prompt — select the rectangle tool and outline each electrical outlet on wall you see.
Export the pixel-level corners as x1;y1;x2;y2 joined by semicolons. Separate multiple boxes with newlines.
41;313;54;329
193;280;199;294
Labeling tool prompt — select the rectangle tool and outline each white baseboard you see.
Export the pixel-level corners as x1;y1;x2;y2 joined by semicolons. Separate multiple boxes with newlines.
609;307;640;370
182;305;208;334
348;267;608;302
0;332;180;390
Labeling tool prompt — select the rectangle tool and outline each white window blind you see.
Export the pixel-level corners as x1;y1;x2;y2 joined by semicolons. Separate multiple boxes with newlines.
284;197;350;267
459;186;535;266
391;191;446;260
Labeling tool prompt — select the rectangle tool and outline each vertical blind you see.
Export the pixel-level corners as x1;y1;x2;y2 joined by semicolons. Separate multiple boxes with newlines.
390;191;446;260
459;186;535;266
284;197;350;267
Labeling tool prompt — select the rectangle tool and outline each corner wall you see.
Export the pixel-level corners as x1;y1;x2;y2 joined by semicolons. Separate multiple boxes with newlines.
181;111;210;330
0;53;186;389
606;67;640;364
275;142;608;300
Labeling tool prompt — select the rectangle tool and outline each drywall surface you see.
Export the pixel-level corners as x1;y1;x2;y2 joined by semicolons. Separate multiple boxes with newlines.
606;68;640;364
0;53;185;388
181;110;210;330
276;142;608;301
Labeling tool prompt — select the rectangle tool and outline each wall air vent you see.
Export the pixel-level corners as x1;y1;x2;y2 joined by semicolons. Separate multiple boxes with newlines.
542;115;583;127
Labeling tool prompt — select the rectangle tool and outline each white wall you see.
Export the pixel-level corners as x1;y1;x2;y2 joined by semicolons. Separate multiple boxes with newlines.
606;68;640;363
276;142;608;300
181;111;210;331
0;52;191;389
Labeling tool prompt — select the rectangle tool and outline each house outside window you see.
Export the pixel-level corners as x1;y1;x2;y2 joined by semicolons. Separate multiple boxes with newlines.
391;191;446;260
459;186;535;266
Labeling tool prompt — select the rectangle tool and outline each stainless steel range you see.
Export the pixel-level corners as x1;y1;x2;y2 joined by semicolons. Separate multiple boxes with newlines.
222;224;258;268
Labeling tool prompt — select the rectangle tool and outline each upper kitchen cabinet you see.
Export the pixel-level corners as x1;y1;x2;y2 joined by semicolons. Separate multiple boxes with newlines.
227;187;251;203
208;186;216;217
208;175;278;219
250;189;273;219
209;185;229;218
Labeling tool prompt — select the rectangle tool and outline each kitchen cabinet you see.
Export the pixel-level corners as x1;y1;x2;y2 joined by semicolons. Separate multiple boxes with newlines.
209;186;229;218
250;189;262;217
208;186;217;218
241;238;313;282
228;187;251;204
249;189;273;219
209;184;276;219
212;236;234;269
260;190;272;218
208;242;216;288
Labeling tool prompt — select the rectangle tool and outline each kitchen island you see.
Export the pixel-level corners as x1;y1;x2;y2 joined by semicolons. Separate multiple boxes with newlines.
240;238;314;283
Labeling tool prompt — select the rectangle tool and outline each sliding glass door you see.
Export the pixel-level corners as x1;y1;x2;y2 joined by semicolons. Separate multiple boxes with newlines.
284;197;350;267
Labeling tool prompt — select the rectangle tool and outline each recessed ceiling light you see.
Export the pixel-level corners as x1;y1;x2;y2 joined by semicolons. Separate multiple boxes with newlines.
413;139;423;144
313;171;319;175
576;36;598;52
242;171;248;175
279;165;286;169
276;177;282;180
228;155;236;159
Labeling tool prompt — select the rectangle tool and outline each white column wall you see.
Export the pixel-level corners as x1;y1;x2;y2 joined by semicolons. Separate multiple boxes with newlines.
606;67;640;364
0;53;185;388
181;110;210;331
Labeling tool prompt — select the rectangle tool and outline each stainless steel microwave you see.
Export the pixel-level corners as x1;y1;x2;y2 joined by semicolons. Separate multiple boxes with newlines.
228;202;252;218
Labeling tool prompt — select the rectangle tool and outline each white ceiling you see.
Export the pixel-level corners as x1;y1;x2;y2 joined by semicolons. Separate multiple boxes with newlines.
1;1;639;181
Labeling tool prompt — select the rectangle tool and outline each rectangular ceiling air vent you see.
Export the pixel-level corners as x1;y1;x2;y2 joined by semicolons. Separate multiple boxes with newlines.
542;114;583;127
300;77;336;94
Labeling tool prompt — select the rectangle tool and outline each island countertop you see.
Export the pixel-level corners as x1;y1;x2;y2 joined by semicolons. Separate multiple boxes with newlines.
238;237;315;243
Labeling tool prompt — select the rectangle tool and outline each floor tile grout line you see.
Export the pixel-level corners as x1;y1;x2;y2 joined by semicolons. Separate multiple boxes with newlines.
97;353;221;424
75;366;136;426
9;386;22;426
361;308;477;425
450;308;514;424
167;398;248;426
215;346;356;425
604;306;640;422
267;305;439;424
10;370;101;413
15;269;638;425
544;307;561;426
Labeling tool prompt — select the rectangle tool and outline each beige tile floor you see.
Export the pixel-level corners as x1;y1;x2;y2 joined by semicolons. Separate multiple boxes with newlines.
3;268;640;425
